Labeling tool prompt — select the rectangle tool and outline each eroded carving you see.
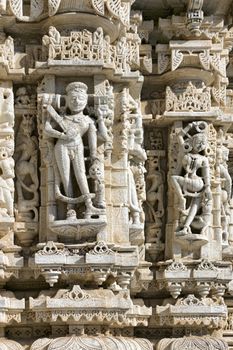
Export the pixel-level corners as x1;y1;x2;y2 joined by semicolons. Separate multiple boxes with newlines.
0;84;14;222
42;26;140;75
15;115;39;221
166;82;211;113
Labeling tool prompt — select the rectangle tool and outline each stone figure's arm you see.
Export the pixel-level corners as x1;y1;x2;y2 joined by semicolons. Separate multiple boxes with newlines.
178;123;195;146
2;157;14;179
42;35;50;47
202;157;211;195
88;120;97;159
97;106;109;141
44;105;67;139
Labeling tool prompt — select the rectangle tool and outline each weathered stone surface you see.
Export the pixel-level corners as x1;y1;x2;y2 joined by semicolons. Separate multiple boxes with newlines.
0;1;232;350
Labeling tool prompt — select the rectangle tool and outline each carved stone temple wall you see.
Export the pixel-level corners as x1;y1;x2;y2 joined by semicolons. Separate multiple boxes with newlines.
2;1;233;350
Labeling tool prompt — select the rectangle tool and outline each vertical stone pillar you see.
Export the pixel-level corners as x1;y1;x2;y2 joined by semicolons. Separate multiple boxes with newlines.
0;81;15;244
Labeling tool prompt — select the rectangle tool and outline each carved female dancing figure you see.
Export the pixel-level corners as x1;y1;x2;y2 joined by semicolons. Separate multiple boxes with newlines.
171;121;212;236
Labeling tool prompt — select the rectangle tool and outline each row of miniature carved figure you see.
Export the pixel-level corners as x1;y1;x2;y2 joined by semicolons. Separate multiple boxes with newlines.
0;26;143;75
42;26;140;74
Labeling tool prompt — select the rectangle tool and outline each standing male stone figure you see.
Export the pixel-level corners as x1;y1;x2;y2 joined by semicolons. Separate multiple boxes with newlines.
45;82;103;219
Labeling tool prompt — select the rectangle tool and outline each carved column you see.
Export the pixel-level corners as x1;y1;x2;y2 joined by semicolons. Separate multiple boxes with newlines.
143;0;233;347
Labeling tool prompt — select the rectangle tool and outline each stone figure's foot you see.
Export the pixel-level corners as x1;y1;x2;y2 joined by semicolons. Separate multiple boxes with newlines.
132;217;141;226
84;202;105;219
176;226;191;237
95;201;106;209
0;208;10;218
109;281;122;292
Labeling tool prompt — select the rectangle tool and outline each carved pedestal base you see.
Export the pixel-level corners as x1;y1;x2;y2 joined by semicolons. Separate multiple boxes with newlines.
129;223;144;246
175;233;209;249
14;222;38;247
49;217;107;243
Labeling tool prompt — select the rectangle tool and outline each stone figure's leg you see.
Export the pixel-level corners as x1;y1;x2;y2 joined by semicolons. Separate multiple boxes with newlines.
72;145;93;216
158;185;164;216
72;145;103;217
178;197;200;236
54;143;72;197
72;143;89;196
16;179;23;202
171;175;186;210
128;166;140;224
5;190;14;217
183;198;199;227
221;192;229;243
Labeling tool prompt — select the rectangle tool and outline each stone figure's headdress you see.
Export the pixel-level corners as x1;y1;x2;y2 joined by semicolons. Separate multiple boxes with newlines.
66;82;88;94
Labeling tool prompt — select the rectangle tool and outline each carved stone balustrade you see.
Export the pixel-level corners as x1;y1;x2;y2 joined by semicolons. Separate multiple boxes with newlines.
0;250;23;288
0;291;24;326
156;260;233;299
35;27;144;78
153;294;227;331
29;285;151;328
166;82;211;113
29;241;152;290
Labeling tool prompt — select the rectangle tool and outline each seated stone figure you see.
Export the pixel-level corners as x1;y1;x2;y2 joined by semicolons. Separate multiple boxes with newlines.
45;82;104;220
